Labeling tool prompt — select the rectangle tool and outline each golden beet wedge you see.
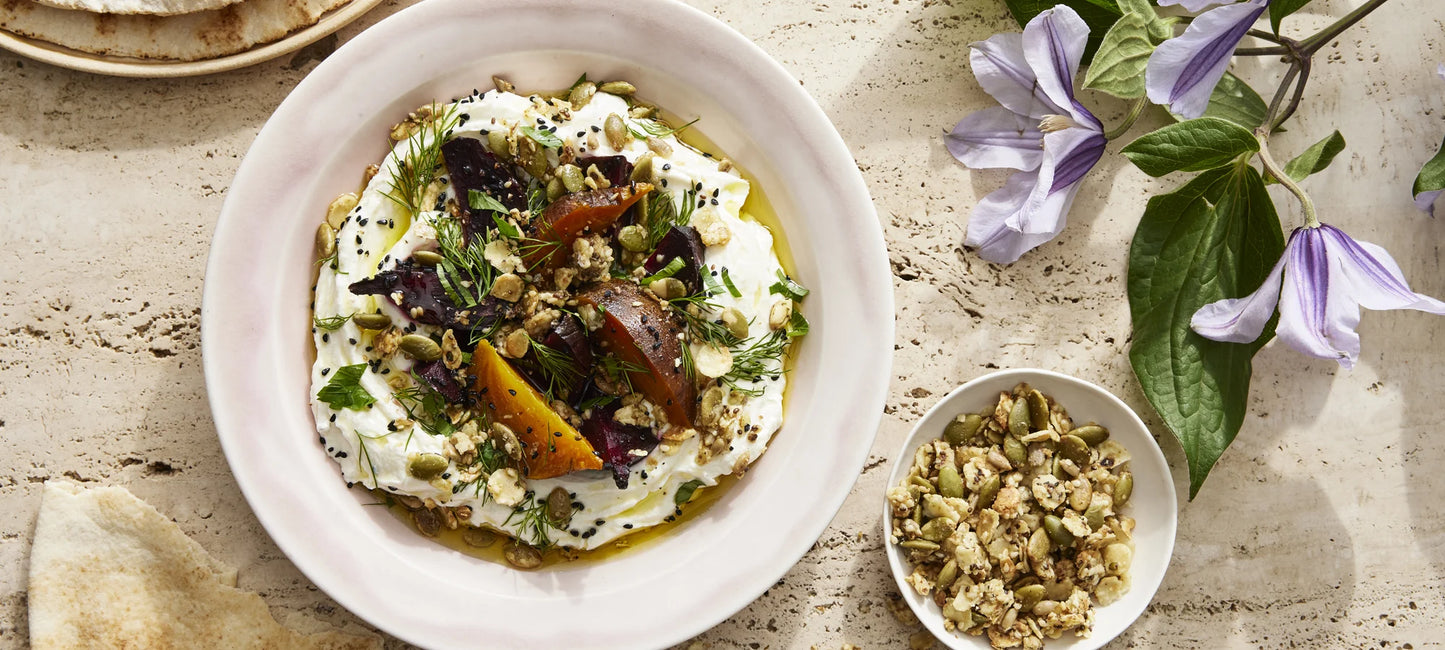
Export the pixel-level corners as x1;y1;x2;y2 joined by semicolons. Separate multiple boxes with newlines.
469;340;602;478
575;280;696;426
523;183;652;269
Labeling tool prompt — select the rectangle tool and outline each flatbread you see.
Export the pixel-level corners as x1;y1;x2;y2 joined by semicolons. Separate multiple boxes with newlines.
28;480;382;650
30;0;243;19
0;0;350;61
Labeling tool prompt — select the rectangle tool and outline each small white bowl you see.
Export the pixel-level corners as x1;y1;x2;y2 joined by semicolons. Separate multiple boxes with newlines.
882;369;1177;649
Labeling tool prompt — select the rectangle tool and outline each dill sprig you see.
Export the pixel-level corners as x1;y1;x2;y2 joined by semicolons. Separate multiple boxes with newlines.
669;293;740;348
382;103;462;218
527;335;584;400
642;188;698;250
627;116;699;141
722;330;790;389
313;313;352;331
354;430;388;486
599;355;646;393
393;372;462;437
432;214;495;308
503;491;562;549
450;438;506;501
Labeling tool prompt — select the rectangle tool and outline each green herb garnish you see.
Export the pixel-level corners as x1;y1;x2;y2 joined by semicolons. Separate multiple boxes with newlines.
641;257;684;284
786;309;809;338
528;335;584;400
316;364;376;410
628;116;699;140
503;491;563;549
719;268;741;298
394;372;460;437
521;126;563;149
768;271;809;301
642;188;697;250
469;189;509;214
382;104;461;218
313;313;353;331
674;479;704;505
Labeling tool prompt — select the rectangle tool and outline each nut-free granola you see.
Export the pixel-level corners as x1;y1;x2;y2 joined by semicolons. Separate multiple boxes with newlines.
888;383;1136;648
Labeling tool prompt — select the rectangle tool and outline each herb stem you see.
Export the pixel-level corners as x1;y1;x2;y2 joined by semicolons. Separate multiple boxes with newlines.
1254;133;1319;227
1103;98;1148;141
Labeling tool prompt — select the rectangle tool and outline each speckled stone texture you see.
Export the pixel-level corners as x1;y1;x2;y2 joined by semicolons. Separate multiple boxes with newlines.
1;0;1443;648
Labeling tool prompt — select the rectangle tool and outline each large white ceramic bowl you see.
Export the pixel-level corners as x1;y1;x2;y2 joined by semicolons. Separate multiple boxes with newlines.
883;369;1177;650
200;1;892;648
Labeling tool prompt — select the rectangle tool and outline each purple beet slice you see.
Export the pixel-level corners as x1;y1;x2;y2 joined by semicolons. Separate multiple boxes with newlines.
517;314;594;400
642;225;705;293
347;259;508;338
412;359;466;404
576;155;633;189
580;402;659;489
440;137;527;242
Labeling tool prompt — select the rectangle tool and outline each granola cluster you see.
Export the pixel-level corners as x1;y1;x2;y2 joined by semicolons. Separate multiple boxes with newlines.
888;383;1136;649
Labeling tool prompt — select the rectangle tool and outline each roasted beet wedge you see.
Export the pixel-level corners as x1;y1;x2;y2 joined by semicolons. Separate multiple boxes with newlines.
347;259;508;338
643;226;706;294
517;314;593;401
469;340;602;479
440;137;527;241
523;183;653;269
580;402;658;489
576;155;633;188
412;359;466;404
575;280;696;426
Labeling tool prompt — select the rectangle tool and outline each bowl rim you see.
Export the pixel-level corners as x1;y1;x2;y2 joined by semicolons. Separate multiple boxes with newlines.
200;0;893;648
880;368;1178;649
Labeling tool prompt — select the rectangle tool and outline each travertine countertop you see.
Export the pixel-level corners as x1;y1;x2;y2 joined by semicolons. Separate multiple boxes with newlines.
2;0;1442;647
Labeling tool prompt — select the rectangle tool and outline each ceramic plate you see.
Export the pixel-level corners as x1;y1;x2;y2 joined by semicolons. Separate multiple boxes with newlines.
200;0;891;648
0;0;382;78
883;369;1177;649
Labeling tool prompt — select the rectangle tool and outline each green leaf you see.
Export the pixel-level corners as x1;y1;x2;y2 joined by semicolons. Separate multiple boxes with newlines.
1269;0;1313;34
674;479;704;505
1128;164;1285;498
768;270;810;301
720;267;742;298
468;189;508;214
1122;117;1261;177
1083;11;1155;99
1116;0;1172;42
492;214;521;239
521;126;563;149
641;257;685;284
1182;72;1268;131
316;364;377;411
1267;130;1346;184
786;310;810;338
1004;0;1121;61
1414;134;1445;196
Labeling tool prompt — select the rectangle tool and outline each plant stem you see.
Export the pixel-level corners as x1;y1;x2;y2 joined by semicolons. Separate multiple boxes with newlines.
1270;57;1311;132
1299;0;1391;54
1255;133;1319;227
1104;98;1148;141
1262;63;1302;132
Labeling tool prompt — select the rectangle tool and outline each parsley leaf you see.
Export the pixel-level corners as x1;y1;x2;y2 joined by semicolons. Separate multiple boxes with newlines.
521;126;563;149
316;364;376;410
675;479;704;505
769;271;809;301
469;189;509;214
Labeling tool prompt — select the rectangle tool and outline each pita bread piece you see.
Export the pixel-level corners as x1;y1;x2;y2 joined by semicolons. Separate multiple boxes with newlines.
28;480;381;650
0;0;350;61
29;0;243;19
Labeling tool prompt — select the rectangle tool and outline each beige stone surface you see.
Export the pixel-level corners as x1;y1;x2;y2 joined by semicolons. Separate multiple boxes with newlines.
1;0;1443;648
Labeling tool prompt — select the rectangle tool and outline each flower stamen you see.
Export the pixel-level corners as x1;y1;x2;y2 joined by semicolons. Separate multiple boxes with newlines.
1039;114;1078;133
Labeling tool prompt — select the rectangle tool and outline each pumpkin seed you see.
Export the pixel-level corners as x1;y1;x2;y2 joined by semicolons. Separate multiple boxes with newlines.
546;486;573;526
936;559;959;591
975;474;1000;509
491;75;514;93
1058;434;1090;466
720;307;749;340
920;517;955;542
558;164;585;193
1114;472;1133;507
1026;389;1050;430
618;224;649;252
352;313;391;330
898;539;940;551
909;475;934;492
599;80;637;96
520;138;547;178
1043;514;1074;547
407;453;448;480
487;129;510;157
1051;455;1068;480
1070;424;1110;446
1084;502;1106;531
412;509;441;537
315;223;335;259
969;611;989;629
604;113;629;149
1003;435;1027;467
504;542;543;569
411;250;443;266
1026;528;1050;567
631;151;655;182
646;136;673;158
399;334;442;361
546;177;565;201
326;192;358;229
943;413;984;445
937;465;964;498
461;527;498;548
568;81;596;108
1015;584;1046;609
1008;397;1031;439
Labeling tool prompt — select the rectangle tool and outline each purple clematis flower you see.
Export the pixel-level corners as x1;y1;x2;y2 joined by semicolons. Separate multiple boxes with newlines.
945;5;1107;264
1147;0;1269;119
1413;63;1445;215
1191;223;1445;368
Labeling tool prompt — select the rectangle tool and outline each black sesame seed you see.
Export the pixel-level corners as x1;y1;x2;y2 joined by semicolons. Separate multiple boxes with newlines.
623;523;633;529
321;367;331;376
590;125;601;133
321;333;330;342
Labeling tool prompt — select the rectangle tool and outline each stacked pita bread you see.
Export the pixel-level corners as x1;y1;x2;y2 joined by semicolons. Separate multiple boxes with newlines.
0;0;351;61
29;480;381;650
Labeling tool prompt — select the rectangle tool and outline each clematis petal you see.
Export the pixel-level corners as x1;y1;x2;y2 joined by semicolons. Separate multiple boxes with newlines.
1415;188;1442;216
946;106;1045;171
1044;127;1106;198
965;170;1064;264
1275;227;1362;368
1191;230;1292;344
970;33;1061;119
1320;224;1445;314
1146;0;1267;119
1157;0;1234;12
1021;6;1098;128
